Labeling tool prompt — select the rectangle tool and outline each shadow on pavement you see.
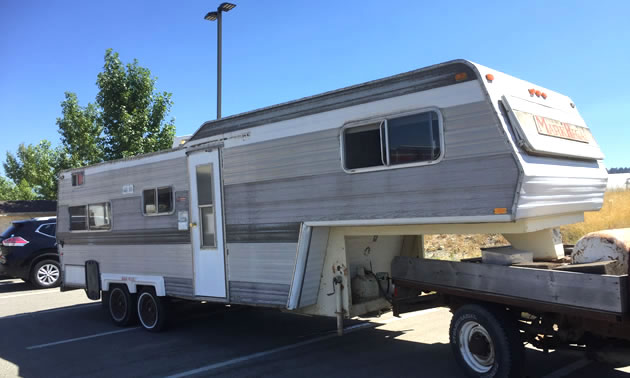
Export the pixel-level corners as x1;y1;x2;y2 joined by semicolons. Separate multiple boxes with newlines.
0;303;627;378
0;278;35;294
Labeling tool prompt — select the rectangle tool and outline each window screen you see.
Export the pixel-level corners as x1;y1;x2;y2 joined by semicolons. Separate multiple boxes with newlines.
69;206;87;231
88;203;111;230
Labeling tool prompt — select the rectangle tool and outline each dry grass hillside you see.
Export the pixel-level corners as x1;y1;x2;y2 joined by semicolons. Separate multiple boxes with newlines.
424;190;630;260
560;189;630;244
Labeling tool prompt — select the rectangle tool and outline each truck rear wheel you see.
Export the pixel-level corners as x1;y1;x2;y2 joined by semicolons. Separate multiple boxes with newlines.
137;288;167;332
108;285;137;326
449;304;523;377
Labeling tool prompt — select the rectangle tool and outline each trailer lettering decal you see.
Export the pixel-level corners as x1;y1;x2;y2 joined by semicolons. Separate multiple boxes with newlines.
533;115;591;143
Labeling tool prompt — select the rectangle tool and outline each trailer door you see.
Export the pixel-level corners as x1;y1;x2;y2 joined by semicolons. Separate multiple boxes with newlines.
188;149;227;298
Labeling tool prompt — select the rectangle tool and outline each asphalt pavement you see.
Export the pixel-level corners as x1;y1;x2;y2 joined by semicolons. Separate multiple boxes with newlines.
0;277;628;377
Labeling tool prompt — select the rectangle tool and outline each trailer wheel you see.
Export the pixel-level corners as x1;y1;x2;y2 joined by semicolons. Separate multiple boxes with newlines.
107;285;137;326
449;304;523;377
137;287;167;332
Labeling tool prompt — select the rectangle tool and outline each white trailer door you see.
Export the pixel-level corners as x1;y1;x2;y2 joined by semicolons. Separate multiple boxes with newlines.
188;149;227;298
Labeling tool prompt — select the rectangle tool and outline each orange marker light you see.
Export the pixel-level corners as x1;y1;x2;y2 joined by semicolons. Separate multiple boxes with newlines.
535;90;541;97
455;72;468;81
528;88;535;95
541;92;547;99
485;73;495;82
494;208;508;215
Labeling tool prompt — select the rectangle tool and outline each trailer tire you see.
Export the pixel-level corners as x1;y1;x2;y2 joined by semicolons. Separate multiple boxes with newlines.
107;285;137;327
449;304;523;377
137;287;167;332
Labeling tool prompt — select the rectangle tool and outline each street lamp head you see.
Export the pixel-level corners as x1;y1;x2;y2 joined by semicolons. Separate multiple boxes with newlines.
204;11;218;21
218;2;236;12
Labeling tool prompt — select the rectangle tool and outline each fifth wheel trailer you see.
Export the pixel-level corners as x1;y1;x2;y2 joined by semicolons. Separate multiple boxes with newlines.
56;59;624;375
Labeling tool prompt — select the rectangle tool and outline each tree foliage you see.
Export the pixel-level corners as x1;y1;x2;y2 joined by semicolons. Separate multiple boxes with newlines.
96;49;175;160
3;49;176;200
2;141;62;200
57;92;103;167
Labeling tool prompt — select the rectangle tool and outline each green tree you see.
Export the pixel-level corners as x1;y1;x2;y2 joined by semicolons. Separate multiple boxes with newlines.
3;141;62;200
0;176;38;201
57;92;103;167
96;49;175;160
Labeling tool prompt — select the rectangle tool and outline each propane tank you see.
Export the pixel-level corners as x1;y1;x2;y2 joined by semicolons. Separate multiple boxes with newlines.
571;228;630;275
351;266;380;303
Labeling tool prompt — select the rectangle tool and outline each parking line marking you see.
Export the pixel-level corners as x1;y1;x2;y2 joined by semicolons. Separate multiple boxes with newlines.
1;303;100;320
0;289;59;300
166;308;442;378
542;359;592;378
26;327;142;350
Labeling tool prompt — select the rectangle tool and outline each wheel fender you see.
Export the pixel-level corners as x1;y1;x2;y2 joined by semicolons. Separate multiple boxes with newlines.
101;274;166;296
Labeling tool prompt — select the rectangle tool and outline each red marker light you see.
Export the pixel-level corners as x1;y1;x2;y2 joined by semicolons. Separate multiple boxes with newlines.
485;74;495;82
535;90;541;97
541;92;547;99
528;88;536;95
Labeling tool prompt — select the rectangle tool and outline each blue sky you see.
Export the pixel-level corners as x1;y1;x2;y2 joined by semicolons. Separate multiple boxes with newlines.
1;0;629;173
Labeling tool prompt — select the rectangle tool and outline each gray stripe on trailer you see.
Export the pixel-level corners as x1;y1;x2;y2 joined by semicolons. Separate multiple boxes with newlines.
58;229;190;245
229;281;291;307
225;223;301;243
164;277;194;297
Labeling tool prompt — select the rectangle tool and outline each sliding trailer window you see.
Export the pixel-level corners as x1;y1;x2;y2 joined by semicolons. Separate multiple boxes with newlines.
143;186;174;215
341;109;443;173
69;202;111;231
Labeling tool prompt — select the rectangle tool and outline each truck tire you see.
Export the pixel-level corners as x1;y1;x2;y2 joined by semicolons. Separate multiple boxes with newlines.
449;304;524;377
31;260;61;289
107;285;137;326
137;287;167;332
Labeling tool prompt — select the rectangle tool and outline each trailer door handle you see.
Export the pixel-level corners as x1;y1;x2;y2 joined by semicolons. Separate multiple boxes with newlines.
189;222;197;228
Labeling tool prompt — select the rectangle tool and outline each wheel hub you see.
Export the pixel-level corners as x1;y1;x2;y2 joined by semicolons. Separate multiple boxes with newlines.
37;264;60;286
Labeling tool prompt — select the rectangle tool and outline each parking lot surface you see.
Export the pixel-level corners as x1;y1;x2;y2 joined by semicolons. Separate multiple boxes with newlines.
1;277;629;377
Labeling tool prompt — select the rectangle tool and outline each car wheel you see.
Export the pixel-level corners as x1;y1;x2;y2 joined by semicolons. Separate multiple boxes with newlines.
31;260;61;289
449;304;524;377
137;287;167;332
108;285;137;326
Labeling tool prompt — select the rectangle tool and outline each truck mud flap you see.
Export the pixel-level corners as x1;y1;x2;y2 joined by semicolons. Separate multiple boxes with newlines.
85;260;101;300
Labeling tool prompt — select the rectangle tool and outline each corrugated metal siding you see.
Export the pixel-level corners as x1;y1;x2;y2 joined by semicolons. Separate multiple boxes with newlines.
57;156;188;207
225;223;300;243
229;281;290;307
164;277;194;297
441;101;509;159
226;242;298;306
223;128;340;186
220;101;517;226
298;227;330;308
224;155;517;224
61;244;193;279
516;158;607;219
227;243;298;285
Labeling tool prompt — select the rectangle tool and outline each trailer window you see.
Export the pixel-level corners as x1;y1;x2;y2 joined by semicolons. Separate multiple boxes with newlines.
143;187;173;215
69;206;87;231
196;164;216;248
342;109;443;172
72;172;84;186
88;203;111;231
387;111;441;165
343;122;384;170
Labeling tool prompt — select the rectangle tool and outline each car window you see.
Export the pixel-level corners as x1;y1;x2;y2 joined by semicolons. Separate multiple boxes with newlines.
37;224;56;238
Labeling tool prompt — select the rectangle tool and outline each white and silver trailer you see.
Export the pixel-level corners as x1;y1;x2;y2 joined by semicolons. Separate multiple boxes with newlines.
58;60;608;335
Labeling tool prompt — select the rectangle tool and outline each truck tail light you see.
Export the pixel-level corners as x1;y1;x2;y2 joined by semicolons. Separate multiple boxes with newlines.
2;237;29;247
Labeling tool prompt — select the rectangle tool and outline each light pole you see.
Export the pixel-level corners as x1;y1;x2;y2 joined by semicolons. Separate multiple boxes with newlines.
204;2;236;120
